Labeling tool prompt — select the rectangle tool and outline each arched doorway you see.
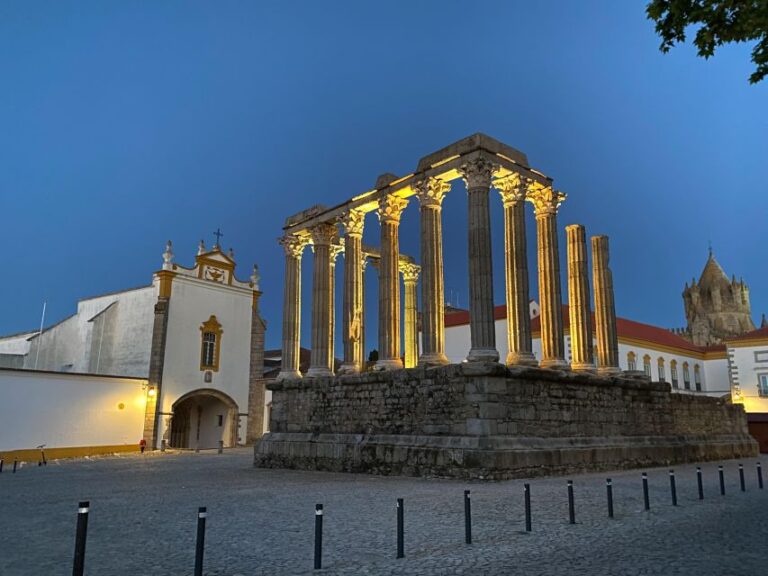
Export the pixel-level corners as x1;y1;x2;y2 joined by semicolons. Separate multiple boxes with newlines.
169;389;239;449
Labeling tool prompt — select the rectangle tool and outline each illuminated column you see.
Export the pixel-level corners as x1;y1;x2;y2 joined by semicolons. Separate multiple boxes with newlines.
416;177;450;365
496;174;536;367
340;209;365;374
276;234;309;381
307;222;337;378
400;262;421;369
329;242;344;372
527;183;568;369
376;195;409;370
592;235;621;375
460;157;500;363
566;224;594;371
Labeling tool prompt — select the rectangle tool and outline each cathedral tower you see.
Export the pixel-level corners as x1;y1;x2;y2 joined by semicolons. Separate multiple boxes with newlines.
682;250;755;345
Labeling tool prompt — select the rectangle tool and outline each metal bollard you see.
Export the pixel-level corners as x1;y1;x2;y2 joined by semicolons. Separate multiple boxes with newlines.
396;498;404;559
0;458;3;474
72;501;90;576
194;507;207;576
13;459;18;474
567;480;575;525
464;490;472;545
739;464;746;492
697;467;704;500
758;462;764;490
524;483;531;532
314;504;323;570
161;439;167;452
719;465;726;496
217;440;223;455
606;479;614;518
642;473;650;510
41;449;47;466
669;470;677;506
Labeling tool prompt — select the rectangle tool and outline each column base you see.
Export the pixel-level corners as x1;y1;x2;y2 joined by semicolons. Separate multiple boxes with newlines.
466;347;500;363
418;352;450;367
539;358;569;370
597;366;623;376
374;358;404;371
505;351;538;367
306;366;334;378
570;362;596;373
337;363;361;375
276;370;303;382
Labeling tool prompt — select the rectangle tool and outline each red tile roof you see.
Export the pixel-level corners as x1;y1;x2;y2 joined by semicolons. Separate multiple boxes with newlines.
726;326;768;342
444;304;725;354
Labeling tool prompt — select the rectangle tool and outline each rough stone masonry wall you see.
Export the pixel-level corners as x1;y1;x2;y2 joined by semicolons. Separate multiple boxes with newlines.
256;363;757;479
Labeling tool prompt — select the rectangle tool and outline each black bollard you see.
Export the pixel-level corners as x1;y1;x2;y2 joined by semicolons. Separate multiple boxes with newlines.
642;473;650;510
72;501;90;576
0;458;3;474
719;465;726;496
314;504;323;570
697;467;704;500
41;449;47;466
669;470;677;506
758;462;764;490
194;507;206;576
396;498;404;559
567;481;575;525
606;479;614;518
524;484;531;532
217;440;223;455
464;490;472;545
13;459;18;474
739;464;746;492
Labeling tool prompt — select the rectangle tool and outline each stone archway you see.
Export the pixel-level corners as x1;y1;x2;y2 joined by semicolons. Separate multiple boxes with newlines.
169;388;239;449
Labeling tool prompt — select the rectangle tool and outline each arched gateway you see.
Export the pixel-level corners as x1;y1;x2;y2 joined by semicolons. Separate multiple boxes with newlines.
169;388;239;449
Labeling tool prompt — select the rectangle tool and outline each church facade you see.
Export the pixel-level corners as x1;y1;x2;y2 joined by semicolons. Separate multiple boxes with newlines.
0;240;267;454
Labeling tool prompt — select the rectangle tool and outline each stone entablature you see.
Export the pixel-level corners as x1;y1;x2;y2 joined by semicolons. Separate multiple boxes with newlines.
257;364;757;479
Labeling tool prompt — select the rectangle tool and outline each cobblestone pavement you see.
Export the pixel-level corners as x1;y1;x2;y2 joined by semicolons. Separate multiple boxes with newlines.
1;449;767;575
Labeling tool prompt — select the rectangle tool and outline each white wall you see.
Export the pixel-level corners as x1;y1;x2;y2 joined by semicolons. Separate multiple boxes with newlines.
0;369;147;451
0;332;34;355
730;341;768;413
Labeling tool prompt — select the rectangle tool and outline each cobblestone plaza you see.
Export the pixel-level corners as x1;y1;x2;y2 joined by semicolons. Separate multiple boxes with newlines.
1;449;766;575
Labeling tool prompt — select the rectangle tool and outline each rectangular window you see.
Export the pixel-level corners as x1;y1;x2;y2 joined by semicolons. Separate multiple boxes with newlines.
754;351;768;363
628;358;636;371
202;333;216;368
671;366;678;389
658;365;666;383
644;362;651;378
217;414;223;427
759;374;768;397
683;367;691;390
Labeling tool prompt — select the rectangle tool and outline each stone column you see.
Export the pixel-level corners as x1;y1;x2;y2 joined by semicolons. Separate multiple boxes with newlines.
376;195;409;370
400;262;421;369
329;242;344;371
307;222;337;378
527;183;568;369
415;177;451;365
592;235;621;375
495;174;537;367
460;157;500;363
144;272;173;448
246;288;267;443
277;234;308;381
566;224;594;372
340;209;365;373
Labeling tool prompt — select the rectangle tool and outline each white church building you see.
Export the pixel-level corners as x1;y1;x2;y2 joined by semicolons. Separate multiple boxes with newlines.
0;240;267;458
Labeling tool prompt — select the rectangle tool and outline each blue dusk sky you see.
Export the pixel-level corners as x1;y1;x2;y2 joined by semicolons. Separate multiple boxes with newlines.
1;1;766;353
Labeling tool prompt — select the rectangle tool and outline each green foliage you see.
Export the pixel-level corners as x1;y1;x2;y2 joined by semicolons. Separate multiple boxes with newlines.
646;0;768;83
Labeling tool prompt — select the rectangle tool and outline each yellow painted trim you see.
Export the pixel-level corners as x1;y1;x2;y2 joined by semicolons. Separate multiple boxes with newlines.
617;336;707;359
727;338;768;348
157;270;175;298
1;444;139;464
200;315;223;372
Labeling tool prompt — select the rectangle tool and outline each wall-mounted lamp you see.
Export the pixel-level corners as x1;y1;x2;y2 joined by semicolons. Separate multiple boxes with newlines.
147;386;157;398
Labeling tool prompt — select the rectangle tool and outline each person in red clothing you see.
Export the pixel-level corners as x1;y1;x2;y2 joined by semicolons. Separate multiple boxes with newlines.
139;438;147;454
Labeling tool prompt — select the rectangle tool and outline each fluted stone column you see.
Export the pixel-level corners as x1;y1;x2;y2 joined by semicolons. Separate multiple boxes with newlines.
361;256;368;368
496;174;537;367
416;178;450;365
400;262;421;369
340;210;365;374
527;183;568;369
460;157;500;363
307;222;337;378
329;242;344;372
566;224;594;372
376;195;409;370
277;234;309;381
592;235;621;375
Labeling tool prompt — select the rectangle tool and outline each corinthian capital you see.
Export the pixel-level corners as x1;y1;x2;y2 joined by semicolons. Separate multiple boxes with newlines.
278;234;310;259
525;181;566;217
329;242;345;263
399;261;421;283
341;208;365;237
309;222;338;246
494;173;526;207
415;177;451;208
377;195;409;224
459;157;499;190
